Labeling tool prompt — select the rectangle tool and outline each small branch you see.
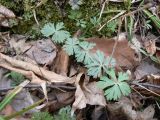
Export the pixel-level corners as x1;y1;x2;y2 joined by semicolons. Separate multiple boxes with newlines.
0;84;76;92
132;82;160;97
98;0;108;20
33;9;39;26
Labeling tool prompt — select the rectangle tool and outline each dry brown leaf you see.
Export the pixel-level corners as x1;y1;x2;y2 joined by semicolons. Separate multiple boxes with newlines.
46;90;75;112
138;105;156;120
0;5;15;18
72;73;106;113
53;48;69;76
1;104;15;116
107;97;157;120
11;89;39;113
87;36;141;69
0;53;74;83
134;61;160;79
0;5;16;27
26;39;57;66
144;40;156;55
9;35;31;55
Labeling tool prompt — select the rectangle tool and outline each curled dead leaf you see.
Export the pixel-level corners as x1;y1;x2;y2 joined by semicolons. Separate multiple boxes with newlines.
0;5;15;18
0;53;74;83
53;48;69;76
144;40;156;55
0;5;16;27
72;73;106;113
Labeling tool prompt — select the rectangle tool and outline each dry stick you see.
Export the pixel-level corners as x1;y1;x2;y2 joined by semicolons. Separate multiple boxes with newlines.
121;3;153;19
108;18;123;67
98;0;108;20
136;83;160;89
33;9;39;26
133;82;160;97
0;84;76;92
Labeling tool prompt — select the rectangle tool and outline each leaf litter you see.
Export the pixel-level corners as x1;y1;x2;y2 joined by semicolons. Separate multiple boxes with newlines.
0;6;160;118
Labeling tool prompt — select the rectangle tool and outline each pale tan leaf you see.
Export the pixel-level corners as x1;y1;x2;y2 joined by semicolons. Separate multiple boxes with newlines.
0;53;74;83
0;5;15;18
72;73;106;113
26;39;57;66
144;40;156;55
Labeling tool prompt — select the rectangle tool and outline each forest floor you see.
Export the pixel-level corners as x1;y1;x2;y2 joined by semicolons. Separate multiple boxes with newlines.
0;0;160;120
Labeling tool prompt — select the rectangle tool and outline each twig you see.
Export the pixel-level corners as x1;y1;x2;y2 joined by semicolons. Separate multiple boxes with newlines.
121;3;153;19
98;0;108;20
33;9;39;26
108;18;123;67
132;82;160;97
98;3;153;31
135;83;160;89
0;84;76;92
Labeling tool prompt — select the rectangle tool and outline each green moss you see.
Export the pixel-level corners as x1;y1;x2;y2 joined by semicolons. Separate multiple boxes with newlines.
1;0;126;38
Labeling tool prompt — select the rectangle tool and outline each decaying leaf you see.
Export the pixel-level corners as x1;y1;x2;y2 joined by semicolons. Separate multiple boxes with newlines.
72;73;106;113
26;39;57;66
46;90;75;112
138;105;156;120
134;61;160;79
144;40;156;55
0;53;74;83
147;74;160;85
53;48;69;76
0;5;16;27
11;89;39;113
9;35;31;55
87;36;141;69
0;5;15;18
107;97;157;120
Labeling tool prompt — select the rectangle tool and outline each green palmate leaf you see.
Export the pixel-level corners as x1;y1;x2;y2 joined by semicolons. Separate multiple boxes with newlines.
98;70;131;100
86;51;116;78
97;76;114;89
118;82;131;96
41;23;55;37
105;84;121;100
52;30;70;43
41;22;70;43
75;41;95;64
63;38;80;55
118;72;129;82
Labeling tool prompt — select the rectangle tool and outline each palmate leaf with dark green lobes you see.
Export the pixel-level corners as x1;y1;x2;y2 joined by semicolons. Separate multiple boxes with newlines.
63;38;80;55
41;22;70;43
98;69;131;100
75;41;95;64
86;51;116;78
